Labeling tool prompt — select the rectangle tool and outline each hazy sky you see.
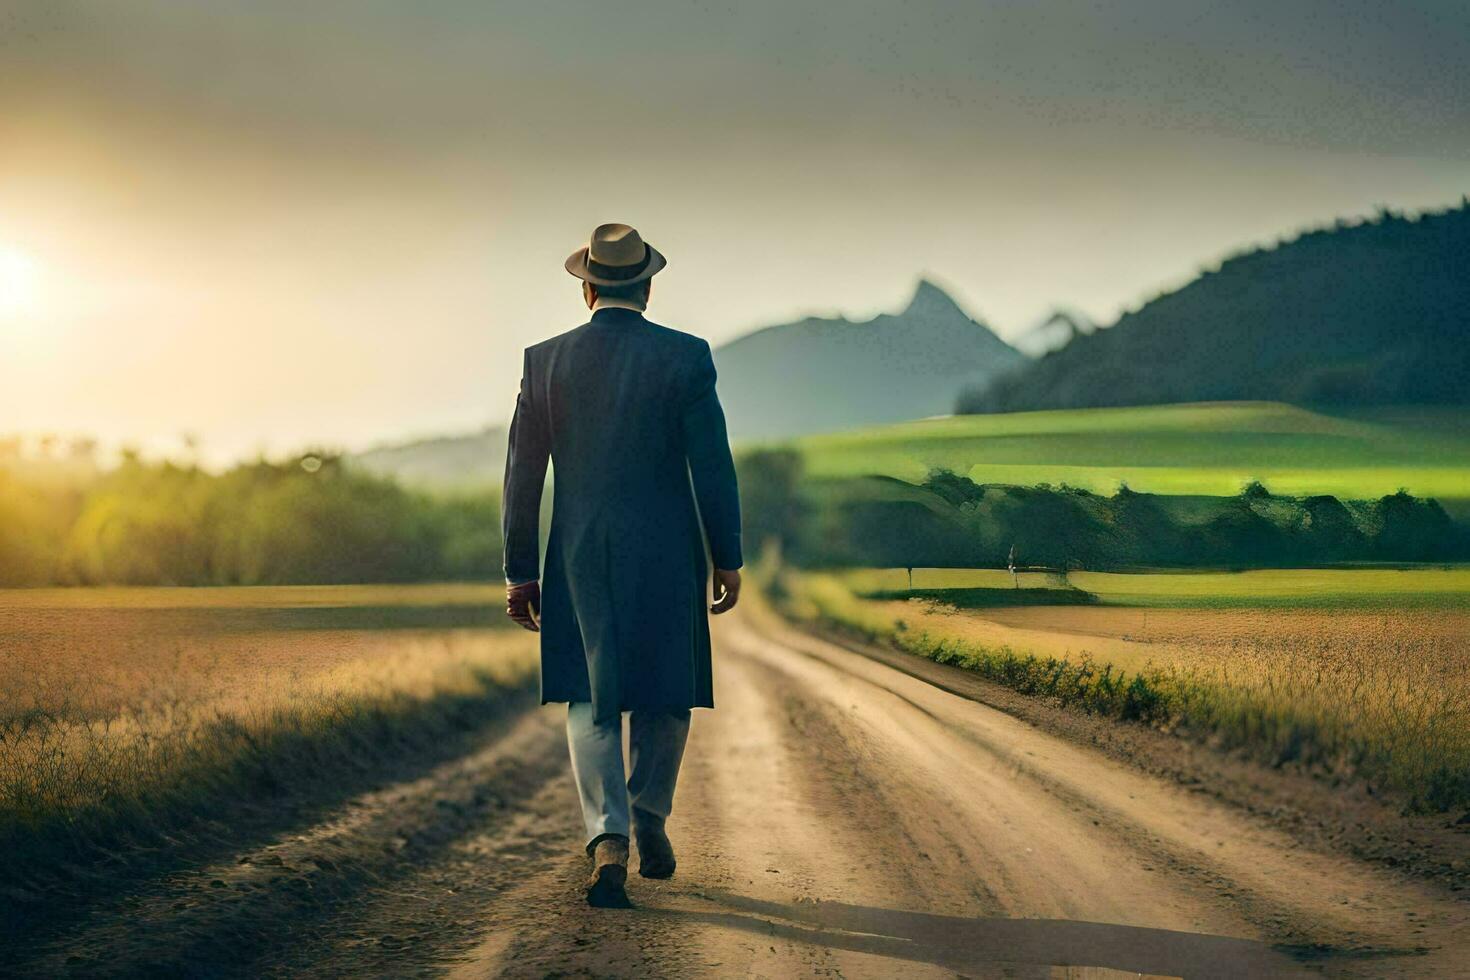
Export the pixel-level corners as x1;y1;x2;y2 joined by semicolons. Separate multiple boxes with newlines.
1;1;1467;461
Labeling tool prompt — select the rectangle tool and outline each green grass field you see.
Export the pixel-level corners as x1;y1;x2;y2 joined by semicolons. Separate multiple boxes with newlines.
791;402;1470;512
841;566;1470;609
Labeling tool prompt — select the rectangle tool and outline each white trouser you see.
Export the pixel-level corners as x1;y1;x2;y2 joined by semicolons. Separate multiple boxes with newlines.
565;702;690;851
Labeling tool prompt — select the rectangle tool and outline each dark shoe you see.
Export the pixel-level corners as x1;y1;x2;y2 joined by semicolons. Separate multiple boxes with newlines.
633;815;676;879
585;835;632;908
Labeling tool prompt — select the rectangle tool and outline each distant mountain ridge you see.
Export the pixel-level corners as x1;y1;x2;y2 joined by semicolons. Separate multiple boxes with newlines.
960;203;1470;414
1011;308;1095;358
350;426;506;490
714;279;1024;440
351;279;1022;488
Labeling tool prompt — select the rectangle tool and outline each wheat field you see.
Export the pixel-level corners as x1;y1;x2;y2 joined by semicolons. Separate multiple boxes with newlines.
0;585;537;901
781;567;1470;811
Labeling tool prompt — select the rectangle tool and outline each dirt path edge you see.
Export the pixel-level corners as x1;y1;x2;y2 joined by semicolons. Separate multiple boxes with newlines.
763;608;1470;896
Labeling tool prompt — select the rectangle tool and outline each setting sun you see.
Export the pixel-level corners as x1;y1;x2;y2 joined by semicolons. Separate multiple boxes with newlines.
0;245;40;319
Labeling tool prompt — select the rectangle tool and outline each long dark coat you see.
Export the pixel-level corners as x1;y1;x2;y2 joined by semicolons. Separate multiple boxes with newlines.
501;307;743;723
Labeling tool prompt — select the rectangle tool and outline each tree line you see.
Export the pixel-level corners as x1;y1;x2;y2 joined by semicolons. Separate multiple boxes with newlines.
0;453;501;587
3;446;1462;588
735;450;1470;570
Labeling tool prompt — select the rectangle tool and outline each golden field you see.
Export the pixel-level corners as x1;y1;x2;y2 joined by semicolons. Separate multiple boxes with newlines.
0;585;537;897
1;584;529;721
779;568;1470;811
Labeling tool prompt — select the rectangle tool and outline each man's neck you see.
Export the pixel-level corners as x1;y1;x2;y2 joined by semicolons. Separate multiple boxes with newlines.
592;297;646;314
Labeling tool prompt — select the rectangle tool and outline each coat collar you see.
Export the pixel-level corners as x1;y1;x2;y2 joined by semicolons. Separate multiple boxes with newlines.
590;307;645;323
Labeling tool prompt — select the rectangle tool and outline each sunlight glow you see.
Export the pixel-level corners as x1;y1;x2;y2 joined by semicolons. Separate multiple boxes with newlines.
0;245;41;319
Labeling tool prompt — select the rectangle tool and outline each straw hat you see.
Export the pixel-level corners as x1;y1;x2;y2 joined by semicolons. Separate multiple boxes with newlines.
565;223;666;287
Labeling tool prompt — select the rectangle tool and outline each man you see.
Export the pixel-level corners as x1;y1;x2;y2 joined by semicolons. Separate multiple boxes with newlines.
501;223;743;908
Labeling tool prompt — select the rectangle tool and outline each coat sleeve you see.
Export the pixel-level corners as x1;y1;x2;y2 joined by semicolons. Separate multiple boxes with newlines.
680;341;743;571
502;348;550;584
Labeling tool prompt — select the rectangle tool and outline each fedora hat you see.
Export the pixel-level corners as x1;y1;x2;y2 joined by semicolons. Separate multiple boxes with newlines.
565;223;666;287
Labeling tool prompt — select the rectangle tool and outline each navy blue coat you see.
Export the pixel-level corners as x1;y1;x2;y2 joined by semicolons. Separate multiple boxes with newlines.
502;307;743;722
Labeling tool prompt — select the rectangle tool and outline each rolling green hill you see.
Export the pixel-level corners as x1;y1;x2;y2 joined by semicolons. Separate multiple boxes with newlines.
789;402;1470;515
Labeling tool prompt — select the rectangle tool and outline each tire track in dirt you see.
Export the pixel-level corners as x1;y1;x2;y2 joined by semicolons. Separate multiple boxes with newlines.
455;611;1466;978
25;707;570;978
447;614;1314;978
258;775;582;978
724;614;1469;977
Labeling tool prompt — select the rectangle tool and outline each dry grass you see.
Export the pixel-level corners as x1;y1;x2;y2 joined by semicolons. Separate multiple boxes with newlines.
0;585;537;914
0;586;523;725
779;569;1470;812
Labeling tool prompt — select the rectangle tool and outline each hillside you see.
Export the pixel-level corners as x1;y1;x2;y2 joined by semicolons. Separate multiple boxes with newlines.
714;279;1024;440
350;427;506;490
959;203;1470;414
791;402;1470;517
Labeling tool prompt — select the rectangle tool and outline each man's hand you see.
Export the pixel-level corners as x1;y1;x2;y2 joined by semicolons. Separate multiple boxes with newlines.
506;580;541;632
711;568;741;615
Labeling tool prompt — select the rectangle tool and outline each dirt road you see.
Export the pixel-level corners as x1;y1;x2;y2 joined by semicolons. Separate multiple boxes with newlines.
29;609;1468;978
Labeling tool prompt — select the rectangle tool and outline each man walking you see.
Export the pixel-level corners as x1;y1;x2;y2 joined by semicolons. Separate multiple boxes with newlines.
501;223;743;907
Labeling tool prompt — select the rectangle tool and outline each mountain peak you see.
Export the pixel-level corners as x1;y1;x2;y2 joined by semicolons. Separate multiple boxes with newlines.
903;278;968;320
1013;307;1095;357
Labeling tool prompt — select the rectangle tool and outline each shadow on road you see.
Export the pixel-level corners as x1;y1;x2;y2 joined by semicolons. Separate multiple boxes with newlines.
668;890;1311;978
